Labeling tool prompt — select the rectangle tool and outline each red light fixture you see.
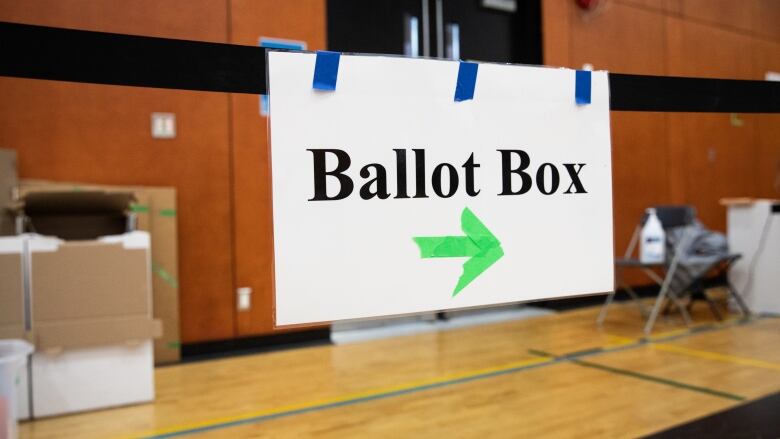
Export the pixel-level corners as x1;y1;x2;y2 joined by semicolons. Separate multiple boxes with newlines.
576;0;600;10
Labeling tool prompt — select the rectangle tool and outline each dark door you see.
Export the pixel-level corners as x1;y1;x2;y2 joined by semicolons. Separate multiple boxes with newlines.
327;0;541;64
436;0;541;64
327;0;426;57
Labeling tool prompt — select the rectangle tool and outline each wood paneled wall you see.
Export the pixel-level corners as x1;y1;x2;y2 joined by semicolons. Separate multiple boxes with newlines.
0;0;325;343
0;0;776;343
543;0;780;283
229;0;326;336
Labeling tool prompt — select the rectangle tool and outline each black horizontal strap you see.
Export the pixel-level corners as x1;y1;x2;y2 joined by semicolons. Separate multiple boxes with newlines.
0;21;267;94
609;73;779;113
1;21;778;113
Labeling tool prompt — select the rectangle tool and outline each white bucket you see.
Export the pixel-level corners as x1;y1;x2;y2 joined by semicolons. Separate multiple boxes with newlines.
0;340;33;439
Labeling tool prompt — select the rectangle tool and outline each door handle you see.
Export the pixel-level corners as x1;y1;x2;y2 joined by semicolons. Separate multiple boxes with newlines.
445;23;460;60
404;14;420;57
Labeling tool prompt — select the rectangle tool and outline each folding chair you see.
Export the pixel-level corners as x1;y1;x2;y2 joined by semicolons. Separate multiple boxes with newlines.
654;231;751;326
661;254;746;322
597;206;750;334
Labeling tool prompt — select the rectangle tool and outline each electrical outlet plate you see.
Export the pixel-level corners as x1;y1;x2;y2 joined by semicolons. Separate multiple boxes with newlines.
151;113;176;139
237;287;252;311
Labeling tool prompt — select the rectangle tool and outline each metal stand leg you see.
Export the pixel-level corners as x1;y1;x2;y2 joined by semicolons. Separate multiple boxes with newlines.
644;229;691;335
598;269;649;326
644;286;668;335
645;288;692;335
667;292;693;326
703;290;723;320
726;280;751;317
597;290;616;326
624;285;649;317
599;225;645;327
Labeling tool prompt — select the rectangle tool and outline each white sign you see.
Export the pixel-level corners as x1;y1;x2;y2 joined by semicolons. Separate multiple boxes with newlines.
268;52;613;325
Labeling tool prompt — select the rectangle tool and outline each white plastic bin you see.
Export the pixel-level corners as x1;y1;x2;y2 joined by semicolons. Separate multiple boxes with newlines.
0;340;33;439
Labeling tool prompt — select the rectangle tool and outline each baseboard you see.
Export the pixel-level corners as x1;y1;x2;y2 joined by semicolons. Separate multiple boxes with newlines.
534;284;659;311
178;276;733;361
534;274;731;312
180;328;332;363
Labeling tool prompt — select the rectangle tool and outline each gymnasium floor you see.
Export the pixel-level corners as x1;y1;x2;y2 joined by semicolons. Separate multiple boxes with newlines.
20;296;780;438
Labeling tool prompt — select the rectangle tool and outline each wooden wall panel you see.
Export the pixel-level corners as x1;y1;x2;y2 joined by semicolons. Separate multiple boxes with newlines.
563;2;672;281
679;0;780;41
617;0;681;15
753;40;780;199
541;0;570;67
229;0;327;336
678;0;753;35
1;0;775;340
569;2;667;74
665;17;756;80
666;17;758;232
0;0;226;41
751;0;780;41
543;0;778;287
0;0;236;343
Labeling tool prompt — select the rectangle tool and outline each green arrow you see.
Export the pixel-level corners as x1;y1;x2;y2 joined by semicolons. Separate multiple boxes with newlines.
413;207;504;297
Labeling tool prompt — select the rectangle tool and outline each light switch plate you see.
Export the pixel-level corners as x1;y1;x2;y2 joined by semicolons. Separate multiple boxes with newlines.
151;113;176;139
237;287;252;311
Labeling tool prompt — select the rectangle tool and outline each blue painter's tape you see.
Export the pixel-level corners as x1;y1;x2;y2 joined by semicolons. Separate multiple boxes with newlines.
260;94;270;116
260;38;306;51
575;70;591;105
454;61;478;102
313;51;340;91
259;38;306;116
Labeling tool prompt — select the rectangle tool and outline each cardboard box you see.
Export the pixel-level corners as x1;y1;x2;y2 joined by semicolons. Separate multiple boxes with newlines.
0;149;16;236
0;232;159;418
137;188;180;364
21;191;135;240
0;238;26;340
31;232;158;417
0;238;30;420
31;341;154;417
19;180;180;364
29;233;157;344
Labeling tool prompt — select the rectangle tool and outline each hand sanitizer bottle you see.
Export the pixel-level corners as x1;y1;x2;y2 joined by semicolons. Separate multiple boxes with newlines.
640;208;665;264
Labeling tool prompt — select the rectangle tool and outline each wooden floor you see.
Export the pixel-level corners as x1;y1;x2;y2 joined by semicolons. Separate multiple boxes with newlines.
19;295;780;438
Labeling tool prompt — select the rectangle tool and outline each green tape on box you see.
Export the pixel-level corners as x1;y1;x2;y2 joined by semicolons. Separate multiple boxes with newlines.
167;341;181;349
130;204;150;213
159;209;176;217
152;261;179;289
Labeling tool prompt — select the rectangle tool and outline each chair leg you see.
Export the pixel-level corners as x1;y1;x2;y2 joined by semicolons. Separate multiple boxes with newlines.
726;280;752;317
624;286;649;317
702;290;723;321
644;286;670;335
661;298;673;317
597;290;616;326
667;292;693;327
645;230;692;335
598;281;650;326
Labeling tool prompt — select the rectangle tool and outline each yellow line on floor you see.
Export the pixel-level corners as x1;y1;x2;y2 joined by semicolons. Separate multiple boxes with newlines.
604;335;637;347
126;356;553;438
606;317;747;345
646;327;691;341
130;318;766;438
605;318;780;372
653;343;780;372
646;317;747;341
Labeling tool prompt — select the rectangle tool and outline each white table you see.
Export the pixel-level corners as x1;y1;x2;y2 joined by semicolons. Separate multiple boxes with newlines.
725;199;780;315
